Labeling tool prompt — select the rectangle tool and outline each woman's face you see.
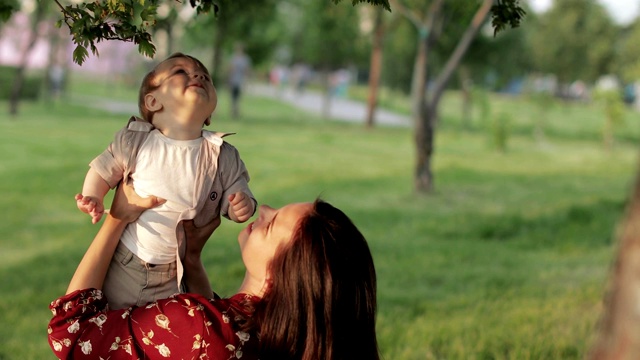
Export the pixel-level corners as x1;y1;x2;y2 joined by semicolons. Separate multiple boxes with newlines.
238;202;312;283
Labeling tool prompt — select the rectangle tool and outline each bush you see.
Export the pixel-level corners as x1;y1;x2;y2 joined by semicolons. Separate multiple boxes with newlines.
0;65;43;100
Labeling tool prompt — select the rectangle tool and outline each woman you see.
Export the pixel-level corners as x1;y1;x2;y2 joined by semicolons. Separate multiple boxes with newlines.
48;182;380;359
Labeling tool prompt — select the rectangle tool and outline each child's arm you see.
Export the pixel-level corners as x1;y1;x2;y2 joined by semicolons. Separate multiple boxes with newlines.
227;192;256;223
75;168;111;224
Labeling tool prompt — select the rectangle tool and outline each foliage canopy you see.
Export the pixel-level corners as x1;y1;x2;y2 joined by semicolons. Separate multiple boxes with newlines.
3;0;525;66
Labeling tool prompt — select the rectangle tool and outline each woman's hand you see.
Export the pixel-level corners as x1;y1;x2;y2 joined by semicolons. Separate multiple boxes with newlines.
183;216;221;257
108;181;165;223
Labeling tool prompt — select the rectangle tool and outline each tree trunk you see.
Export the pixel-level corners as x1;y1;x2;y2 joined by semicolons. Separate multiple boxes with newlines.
411;0;442;193
415;100;436;191
165;22;174;55
413;33;432;192
365;7;385;128
211;19;226;86
9;4;46;116
587;155;640;360
43;21;57;103
414;0;493;192
459;65;472;130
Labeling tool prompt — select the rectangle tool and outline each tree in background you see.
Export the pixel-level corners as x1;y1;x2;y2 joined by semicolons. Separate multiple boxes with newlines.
8;0;51;116
587;155;640;360
617;20;640;80
291;0;362;118
182;0;279;85
390;0;525;192
460;8;531;129
150;6;179;56
593;89;626;151
528;0;617;95
365;6;385;128
380;17;416;94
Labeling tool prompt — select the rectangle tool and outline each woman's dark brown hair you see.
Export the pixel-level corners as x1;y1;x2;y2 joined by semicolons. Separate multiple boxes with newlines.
138;52;211;123
255;199;380;360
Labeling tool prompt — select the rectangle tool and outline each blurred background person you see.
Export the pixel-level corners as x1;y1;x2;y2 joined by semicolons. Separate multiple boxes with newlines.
228;42;251;119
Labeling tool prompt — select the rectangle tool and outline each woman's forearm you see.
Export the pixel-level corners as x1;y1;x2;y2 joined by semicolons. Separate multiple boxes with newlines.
66;216;127;294
181;217;221;299
183;255;215;298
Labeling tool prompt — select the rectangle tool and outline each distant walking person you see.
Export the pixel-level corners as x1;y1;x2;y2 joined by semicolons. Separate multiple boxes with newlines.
228;43;251;119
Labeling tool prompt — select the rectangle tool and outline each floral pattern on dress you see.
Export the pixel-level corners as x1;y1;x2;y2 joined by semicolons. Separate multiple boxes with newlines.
48;289;259;359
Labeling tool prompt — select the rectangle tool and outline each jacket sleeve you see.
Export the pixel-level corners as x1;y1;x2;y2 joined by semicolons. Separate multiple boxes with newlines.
218;142;256;218
89;127;128;189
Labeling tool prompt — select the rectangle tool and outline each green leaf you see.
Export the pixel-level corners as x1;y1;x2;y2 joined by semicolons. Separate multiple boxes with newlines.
351;0;390;12
490;0;526;36
140;6;157;22
72;45;89;66
138;38;156;59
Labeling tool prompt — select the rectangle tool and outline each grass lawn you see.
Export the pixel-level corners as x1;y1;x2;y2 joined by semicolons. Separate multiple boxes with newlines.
0;79;639;359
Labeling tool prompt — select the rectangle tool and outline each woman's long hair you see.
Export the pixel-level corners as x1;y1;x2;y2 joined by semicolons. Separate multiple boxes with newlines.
255;199;380;360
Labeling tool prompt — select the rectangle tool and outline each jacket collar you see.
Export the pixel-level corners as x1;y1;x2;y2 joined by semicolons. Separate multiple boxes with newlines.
127;116;234;146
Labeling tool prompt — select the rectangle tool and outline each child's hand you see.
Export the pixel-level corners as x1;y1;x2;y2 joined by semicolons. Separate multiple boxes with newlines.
75;194;105;224
228;192;254;223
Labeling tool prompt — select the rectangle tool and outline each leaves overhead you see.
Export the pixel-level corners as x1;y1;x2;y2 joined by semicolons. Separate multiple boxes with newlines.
490;0;526;36
54;0;168;65
332;0;391;12
0;0;19;22
46;0;522;66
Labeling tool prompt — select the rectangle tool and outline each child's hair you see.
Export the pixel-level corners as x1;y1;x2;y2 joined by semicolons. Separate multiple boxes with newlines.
138;52;212;123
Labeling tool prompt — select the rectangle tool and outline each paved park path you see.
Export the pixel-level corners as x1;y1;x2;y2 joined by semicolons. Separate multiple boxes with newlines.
247;83;411;127
75;82;412;128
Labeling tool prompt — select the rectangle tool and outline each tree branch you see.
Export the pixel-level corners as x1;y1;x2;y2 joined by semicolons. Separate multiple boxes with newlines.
429;0;492;106
388;0;423;29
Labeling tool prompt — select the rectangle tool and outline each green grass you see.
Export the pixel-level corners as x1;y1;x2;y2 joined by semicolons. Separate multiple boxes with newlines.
0;79;638;359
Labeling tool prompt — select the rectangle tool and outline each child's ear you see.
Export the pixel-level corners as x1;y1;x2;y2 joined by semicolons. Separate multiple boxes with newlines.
144;93;162;112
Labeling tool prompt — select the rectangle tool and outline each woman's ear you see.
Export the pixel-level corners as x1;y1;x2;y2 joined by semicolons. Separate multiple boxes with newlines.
144;93;163;112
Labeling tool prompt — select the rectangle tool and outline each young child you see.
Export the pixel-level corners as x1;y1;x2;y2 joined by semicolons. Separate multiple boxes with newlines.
75;53;256;310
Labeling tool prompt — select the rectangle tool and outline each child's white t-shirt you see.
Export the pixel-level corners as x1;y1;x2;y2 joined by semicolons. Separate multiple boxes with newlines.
120;129;202;264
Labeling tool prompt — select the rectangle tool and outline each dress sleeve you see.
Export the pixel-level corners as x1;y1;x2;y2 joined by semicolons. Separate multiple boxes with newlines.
48;289;113;358
48;291;260;359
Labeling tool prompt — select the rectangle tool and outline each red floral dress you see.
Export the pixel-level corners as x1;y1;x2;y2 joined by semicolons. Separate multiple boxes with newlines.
48;289;260;359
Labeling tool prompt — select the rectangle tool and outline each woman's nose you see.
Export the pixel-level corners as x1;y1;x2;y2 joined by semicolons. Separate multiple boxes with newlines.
258;204;274;218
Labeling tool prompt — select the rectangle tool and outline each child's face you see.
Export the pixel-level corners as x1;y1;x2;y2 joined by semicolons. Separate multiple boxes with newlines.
149;56;217;126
